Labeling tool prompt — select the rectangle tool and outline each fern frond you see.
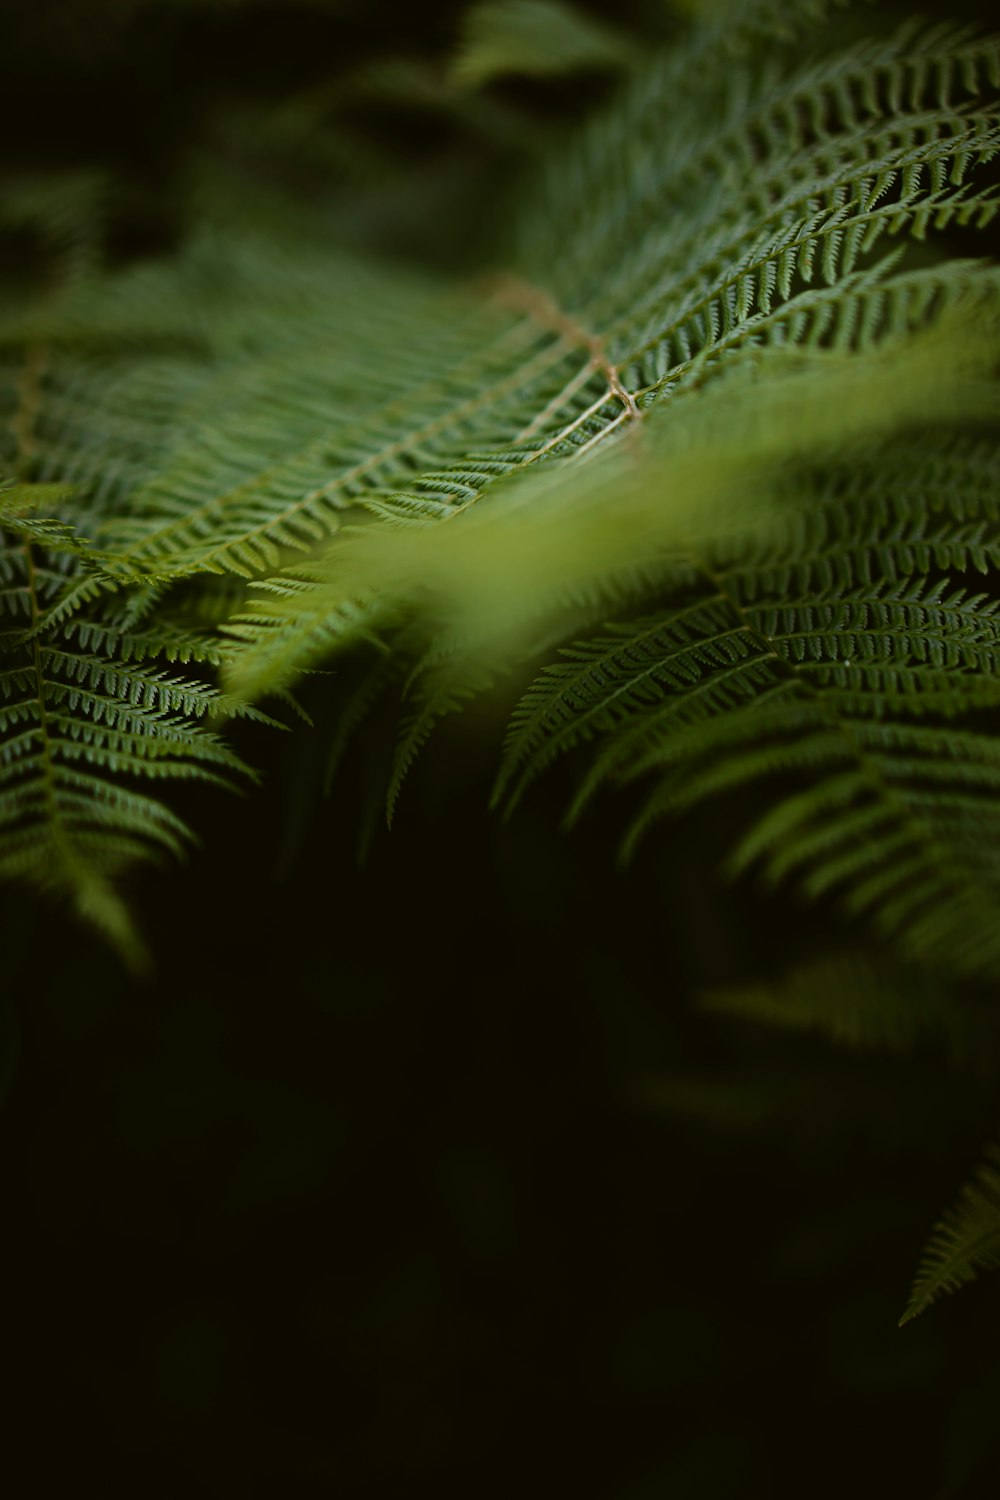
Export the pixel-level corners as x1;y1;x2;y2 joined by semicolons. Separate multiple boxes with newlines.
5;0;1000;963
451;0;636;89
520;20;1000;320
10;237;560;581
495;598;740;812
902;1145;1000;1323
225;294;1000;702
0;530;253;964
701;950;978;1060
388;653;499;826
621;700;1000;973
717;441;1000;599
10;17;998;601
489;400;1000;971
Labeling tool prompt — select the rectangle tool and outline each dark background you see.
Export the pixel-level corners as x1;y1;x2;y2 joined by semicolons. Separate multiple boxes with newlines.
3;3;1000;1494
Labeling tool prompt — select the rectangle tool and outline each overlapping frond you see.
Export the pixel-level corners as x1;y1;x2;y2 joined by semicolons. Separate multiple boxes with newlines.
2;0;1000;977
7;10;997;608
0;527;254;964
491;428;1000;973
223;279;1000;694
519;19;1000;321
217;12;1000;701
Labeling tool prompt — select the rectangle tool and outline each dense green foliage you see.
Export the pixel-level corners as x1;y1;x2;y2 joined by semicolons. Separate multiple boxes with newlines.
3;2;1000;1472
6;6;1000;975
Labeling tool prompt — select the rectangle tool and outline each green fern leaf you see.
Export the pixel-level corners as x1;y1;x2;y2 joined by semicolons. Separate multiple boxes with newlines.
0;530;254;965
4;0;1000;964
902;1146;1000;1323
701;950;980;1060
451;0;636;89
